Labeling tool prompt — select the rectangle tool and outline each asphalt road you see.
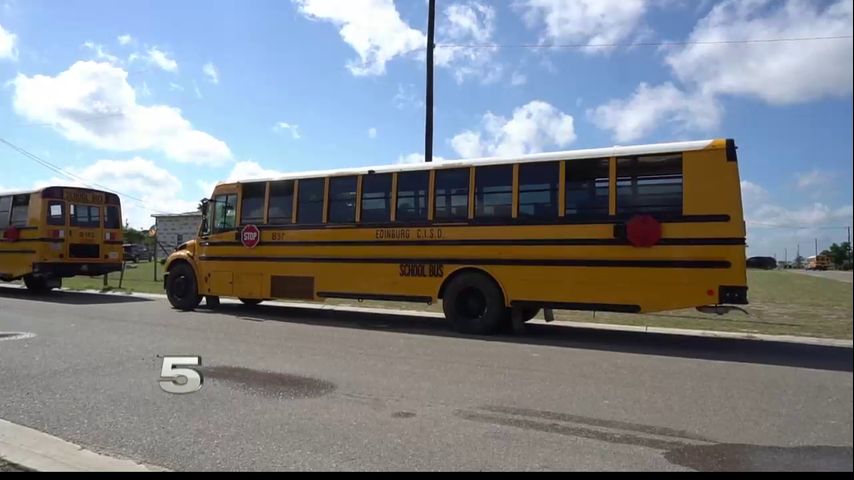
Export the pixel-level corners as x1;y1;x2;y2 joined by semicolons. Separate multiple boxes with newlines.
1;286;852;471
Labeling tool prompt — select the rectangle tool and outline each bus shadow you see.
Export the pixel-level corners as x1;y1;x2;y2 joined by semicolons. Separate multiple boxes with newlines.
0;286;152;305
209;303;853;373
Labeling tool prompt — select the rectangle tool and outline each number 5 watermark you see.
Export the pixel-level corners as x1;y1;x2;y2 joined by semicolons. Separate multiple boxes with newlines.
159;356;203;394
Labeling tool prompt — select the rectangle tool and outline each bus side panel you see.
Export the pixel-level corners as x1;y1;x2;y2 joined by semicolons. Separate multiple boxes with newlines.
683;148;745;230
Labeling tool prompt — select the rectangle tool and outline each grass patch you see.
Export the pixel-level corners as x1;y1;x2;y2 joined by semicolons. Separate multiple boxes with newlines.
58;266;852;339
61;260;164;294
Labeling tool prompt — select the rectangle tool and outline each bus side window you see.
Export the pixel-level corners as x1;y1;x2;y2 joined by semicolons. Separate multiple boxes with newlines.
328;176;357;224
267;181;294;225
48;201;66;226
519;162;559;219
475;165;512;220
434;168;470;222
0;196;10;226
240;182;266;225
296;178;324;225
395;171;429;222
617;154;683;216
361;173;392;223
9;195;30;227
212;194;238;232
566;158;610;217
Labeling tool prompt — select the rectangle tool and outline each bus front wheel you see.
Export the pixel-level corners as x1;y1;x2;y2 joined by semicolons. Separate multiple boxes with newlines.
442;272;505;335
166;263;202;311
239;298;263;306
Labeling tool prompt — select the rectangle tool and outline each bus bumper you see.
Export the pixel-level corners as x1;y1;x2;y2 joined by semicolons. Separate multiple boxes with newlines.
32;262;123;278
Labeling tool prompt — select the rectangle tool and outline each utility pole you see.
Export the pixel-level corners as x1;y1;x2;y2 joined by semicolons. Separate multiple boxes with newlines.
848;226;851;268
815;238;819;257
424;0;436;163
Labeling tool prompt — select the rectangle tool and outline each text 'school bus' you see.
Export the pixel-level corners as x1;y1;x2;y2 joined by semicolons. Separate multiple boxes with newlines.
0;187;123;292
164;138;748;334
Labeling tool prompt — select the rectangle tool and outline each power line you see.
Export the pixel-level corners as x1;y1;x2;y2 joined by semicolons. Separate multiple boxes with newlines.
435;34;853;50
0;136;170;214
747;221;851;230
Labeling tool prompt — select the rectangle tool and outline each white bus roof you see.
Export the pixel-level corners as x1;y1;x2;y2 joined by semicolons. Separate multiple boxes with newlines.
224;138;721;186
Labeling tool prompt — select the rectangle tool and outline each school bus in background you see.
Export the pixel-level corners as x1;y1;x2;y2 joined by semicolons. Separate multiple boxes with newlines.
0;187;123;292
806;255;832;271
164;138;748;334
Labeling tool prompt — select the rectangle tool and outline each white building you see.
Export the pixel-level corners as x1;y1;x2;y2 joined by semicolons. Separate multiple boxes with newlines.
151;212;203;259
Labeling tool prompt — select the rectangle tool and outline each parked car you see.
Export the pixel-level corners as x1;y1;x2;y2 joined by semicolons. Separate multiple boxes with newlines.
123;243;152;263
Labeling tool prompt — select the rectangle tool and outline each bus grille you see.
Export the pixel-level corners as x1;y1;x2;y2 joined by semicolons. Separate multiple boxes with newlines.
69;244;100;259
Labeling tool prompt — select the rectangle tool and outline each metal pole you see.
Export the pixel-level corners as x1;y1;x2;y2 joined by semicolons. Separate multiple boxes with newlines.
424;0;436;163
848;226;851;268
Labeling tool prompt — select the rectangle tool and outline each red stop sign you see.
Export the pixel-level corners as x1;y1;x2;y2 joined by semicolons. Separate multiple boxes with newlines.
240;224;261;248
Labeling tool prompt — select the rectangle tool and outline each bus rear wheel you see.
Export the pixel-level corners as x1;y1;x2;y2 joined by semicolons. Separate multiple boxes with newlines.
166;263;201;311
442;272;505;335
23;275;53;294
239;298;263;306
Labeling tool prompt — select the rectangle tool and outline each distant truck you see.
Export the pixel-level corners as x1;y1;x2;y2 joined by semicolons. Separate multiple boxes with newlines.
746;256;777;270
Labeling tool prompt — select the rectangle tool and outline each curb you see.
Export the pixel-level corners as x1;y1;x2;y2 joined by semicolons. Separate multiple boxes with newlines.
0;419;167;472
8;285;853;349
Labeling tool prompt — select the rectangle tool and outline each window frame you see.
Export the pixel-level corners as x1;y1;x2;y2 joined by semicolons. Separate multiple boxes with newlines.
433;167;470;223
211;193;238;233
360;173;393;224
69;204;101;228
327;176;358;224
267;180;295;225
474;164;513;221
239;182;267;225
395;170;430;223
616;154;684;217
295;178;325;225
565;158;611;219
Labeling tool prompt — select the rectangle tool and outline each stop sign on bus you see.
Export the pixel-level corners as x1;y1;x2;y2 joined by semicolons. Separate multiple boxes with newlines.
241;224;261;248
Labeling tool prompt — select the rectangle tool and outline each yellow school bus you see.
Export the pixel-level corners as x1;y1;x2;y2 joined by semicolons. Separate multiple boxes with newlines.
0;186;124;292
164;138;748;334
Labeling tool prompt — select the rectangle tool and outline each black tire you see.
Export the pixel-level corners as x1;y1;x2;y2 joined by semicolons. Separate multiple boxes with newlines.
166;263;201;310
520;307;540;322
23;275;51;294
239;298;263;306
442;272;506;335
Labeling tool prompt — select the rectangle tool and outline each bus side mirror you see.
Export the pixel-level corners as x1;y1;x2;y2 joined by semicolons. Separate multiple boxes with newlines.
200;199;209;215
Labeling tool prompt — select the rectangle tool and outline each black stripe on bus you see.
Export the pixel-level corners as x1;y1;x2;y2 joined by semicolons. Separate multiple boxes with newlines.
511;300;642;314
105;240;124;245
197;256;731;269
0;226;37;232
229;214;732;231
201;237;745;247
0;249;36;254
317;292;433;303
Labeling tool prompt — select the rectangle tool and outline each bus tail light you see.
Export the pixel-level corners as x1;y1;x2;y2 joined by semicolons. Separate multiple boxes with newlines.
51;229;65;239
105;231;113;241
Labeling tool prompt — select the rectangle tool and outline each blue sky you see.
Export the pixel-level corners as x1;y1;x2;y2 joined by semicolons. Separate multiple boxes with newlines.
1;0;852;258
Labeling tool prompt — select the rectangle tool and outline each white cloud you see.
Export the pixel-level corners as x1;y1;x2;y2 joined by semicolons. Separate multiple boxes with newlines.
0;22;17;61
169;82;184;92
666;0;853;105
520;0;649;52
293;0;425;76
202;62;219;84
393;83;423;109
434;2;502;83
740;180;768;212
117;34;134;46
368;127;377;139
589;82;721;142
82;41;120;64
225;160;287;182
33;157;198;229
137;81;153;98
510;71;527;86
130;46;178;72
397;153;448;164
11;61;233;165
796;169;831;191
273;122;301;139
451;100;576;158
193;81;203;99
